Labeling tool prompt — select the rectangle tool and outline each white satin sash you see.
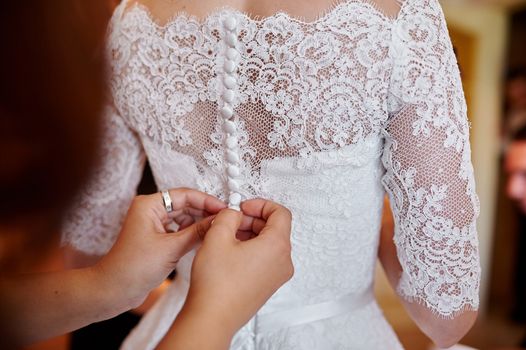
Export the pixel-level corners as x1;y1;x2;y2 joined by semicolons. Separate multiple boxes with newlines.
121;280;374;350
255;289;374;334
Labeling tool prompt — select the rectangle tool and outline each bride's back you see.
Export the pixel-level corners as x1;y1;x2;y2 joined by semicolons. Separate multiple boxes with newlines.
132;0;403;24
65;1;481;348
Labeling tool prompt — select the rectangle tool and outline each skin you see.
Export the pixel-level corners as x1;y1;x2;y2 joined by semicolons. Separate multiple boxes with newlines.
505;141;526;214
132;0;401;24
0;189;293;349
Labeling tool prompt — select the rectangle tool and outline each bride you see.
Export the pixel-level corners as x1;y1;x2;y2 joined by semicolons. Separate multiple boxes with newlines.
63;0;481;348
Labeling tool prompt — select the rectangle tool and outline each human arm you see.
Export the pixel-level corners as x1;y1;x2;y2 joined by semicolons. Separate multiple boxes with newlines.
378;199;477;347
158;199;294;350
60;102;168;314
0;189;226;347
380;0;480;347
61;103;146;263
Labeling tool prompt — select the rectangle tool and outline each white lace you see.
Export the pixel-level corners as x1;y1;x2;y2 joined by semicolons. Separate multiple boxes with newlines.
62;0;480;344
384;0;480;316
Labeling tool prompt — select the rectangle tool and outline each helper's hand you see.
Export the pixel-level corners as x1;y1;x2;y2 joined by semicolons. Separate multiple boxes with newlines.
162;199;293;349
94;188;227;309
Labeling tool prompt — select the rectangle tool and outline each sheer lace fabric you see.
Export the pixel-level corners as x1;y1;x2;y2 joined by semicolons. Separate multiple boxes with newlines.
62;0;480;347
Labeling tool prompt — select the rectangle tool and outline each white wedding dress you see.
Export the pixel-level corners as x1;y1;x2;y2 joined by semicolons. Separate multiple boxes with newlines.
63;0;481;348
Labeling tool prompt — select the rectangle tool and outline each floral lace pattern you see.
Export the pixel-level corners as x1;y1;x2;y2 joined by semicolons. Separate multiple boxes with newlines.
384;0;480;316
62;0;480;345
62;105;145;255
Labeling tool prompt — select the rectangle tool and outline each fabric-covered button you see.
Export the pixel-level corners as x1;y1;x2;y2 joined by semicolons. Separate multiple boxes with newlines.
225;32;237;48
223;17;237;31
223;89;235;103
226;48;239;61
227;165;240;178
221;105;234;119
221;16;242;212
224;76;237;89
226;135;238;149
228;178;240;191
223;120;236;134
224;60;236;73
229;192;242;206
226;149;240;163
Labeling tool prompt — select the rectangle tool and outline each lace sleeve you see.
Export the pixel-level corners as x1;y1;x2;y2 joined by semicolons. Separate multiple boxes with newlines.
382;0;481;317
61;104;146;255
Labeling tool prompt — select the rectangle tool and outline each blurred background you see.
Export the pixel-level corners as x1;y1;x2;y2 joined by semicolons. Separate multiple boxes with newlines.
22;0;526;349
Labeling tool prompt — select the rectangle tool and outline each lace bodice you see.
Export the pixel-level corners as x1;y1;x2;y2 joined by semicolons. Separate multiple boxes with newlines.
63;0;480;339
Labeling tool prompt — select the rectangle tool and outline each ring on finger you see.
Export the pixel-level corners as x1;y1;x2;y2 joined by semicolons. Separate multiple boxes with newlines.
161;190;173;213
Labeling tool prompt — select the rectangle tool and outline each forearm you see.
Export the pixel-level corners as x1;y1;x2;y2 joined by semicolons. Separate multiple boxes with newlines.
0;266;131;347
63;245;104;268
378;219;477;348
157;303;234;350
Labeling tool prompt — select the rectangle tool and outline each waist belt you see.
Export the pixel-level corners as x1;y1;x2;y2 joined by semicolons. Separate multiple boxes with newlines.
255;289;375;334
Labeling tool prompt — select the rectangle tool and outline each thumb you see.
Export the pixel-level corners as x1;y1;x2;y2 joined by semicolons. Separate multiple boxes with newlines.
204;209;243;244
167;216;215;258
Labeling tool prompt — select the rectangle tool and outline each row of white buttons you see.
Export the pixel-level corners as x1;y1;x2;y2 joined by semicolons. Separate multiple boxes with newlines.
222;16;242;211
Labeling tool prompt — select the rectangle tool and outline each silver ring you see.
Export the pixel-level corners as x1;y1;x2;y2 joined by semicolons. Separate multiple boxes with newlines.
161;190;173;213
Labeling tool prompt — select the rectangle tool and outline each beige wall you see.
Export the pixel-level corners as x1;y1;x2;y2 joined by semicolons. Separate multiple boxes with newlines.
442;0;509;313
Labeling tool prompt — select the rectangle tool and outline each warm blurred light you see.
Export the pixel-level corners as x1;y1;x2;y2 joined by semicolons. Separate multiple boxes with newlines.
445;0;526;8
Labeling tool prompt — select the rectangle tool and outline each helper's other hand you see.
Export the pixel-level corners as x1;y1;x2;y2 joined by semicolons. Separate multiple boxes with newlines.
95;188;227;308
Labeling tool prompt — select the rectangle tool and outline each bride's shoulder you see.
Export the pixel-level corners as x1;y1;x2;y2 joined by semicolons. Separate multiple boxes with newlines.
360;0;443;21
392;0;447;17
369;0;405;18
